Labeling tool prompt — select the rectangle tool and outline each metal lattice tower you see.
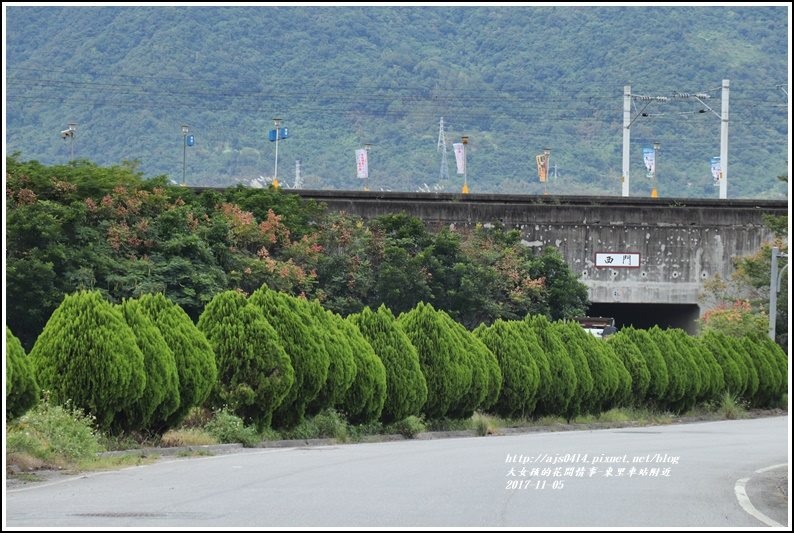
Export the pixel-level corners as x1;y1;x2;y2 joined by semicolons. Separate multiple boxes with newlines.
437;117;450;182
294;160;303;189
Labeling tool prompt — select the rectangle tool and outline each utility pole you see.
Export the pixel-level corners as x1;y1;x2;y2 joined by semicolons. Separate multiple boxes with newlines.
768;247;788;341
719;79;729;200
438;117;450;182
273;118;282;188
622;85;631;197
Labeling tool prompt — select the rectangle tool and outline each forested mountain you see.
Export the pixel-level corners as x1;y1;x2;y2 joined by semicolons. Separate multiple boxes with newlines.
5;5;789;199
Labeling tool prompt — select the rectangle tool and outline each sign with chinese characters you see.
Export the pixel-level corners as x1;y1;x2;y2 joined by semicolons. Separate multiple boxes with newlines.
595;252;640;268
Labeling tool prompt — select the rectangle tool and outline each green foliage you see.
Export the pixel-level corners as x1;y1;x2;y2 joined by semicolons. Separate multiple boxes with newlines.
398;302;471;419
701;331;746;397
665;329;709;410
203;408;261;447
647;326;688;410
552;321;595;420
137;292;217;429
6;395;104;464
6;8;786;199
386;416;427;439
339;317;388;424
349;305;428;424
606;331;650;406
249;287;329;428
117;298;180;432
527;315;577;417
620;326;670;405
197;290;295;430
305;301;357;414
6;327;39;420
602;342;633;408
440;310;492;418
473;320;539;419
29;291;146;432
577;328;620;413
758;337;788;403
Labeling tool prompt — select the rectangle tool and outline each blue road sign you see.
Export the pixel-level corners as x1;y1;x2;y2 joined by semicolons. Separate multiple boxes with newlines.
186;135;195;147
269;128;289;142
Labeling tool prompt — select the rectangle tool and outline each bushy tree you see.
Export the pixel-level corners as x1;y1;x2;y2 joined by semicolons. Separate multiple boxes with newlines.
340;317;387;424
601;342;633;408
474;320;539;418
621;326;669;406
552;321;595;420
578;331;620;413
439;309;491;418
249;287;329;428
197;290;295;430
527;315;577;417
701;331;743;396
6;326;39;419
117;298;180;432
305;301;357;414
606;331;650;405
398;302;471;419
647;326;688;411
137;292;217;428
29;290;146;431
758;337;787;403
510;320;552;409
350;305;427;423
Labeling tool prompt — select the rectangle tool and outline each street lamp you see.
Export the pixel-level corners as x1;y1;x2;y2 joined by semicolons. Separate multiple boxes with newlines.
181;125;189;186
651;141;660;198
273;118;282;188
60;123;77;160
461;135;469;194
364;143;372;191
768;247;789;341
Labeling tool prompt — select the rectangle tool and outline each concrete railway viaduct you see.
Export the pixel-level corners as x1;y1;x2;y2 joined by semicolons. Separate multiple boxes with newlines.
286;190;788;333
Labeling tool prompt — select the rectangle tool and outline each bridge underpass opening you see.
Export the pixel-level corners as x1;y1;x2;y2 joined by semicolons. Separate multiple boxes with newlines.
586;303;701;334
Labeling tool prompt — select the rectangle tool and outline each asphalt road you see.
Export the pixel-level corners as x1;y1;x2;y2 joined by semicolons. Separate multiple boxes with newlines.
5;416;789;528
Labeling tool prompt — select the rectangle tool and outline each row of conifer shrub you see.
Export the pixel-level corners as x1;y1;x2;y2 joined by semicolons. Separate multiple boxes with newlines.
6;288;787;435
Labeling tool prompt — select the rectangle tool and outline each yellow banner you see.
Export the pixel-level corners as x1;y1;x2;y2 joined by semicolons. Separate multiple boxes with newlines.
536;154;548;182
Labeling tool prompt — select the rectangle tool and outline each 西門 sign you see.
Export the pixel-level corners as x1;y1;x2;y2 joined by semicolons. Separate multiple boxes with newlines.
595;252;640;268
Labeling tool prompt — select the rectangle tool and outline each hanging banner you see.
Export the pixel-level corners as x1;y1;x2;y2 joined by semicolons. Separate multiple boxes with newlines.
710;156;721;186
643;147;655;178
453;143;465;175
356;149;368;179
536;153;548;182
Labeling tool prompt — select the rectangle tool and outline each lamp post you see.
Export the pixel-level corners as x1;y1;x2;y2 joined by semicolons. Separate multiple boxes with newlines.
273;118;282;188
768;247;789;341
364;143;372;191
651;141;660;198
461;135;469;194
181;125;189;186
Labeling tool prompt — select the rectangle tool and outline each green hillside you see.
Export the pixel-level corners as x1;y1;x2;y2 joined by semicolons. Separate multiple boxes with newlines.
5;5;789;198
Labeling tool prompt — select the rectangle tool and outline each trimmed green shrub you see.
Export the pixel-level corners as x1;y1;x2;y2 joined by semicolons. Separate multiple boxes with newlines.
350;305;427;424
728;336;759;404
511;320;553;410
340;317;387;424
6;326;39;420
606;331;650;405
249;287;329;428
527;315;577;417
117;298;180;432
197;290;295;430
666;329;707;411
398;302;472;419
578;329;620;413
29;291;146;432
441;309;491;418
759;337;788;403
701;331;743;396
552;321;595;420
474;319;539;418
137;292;217;429
459;323;502;412
306;301;357;414
740;336;775;407
647;326;687;411
621;326;669;405
602;342;633;408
